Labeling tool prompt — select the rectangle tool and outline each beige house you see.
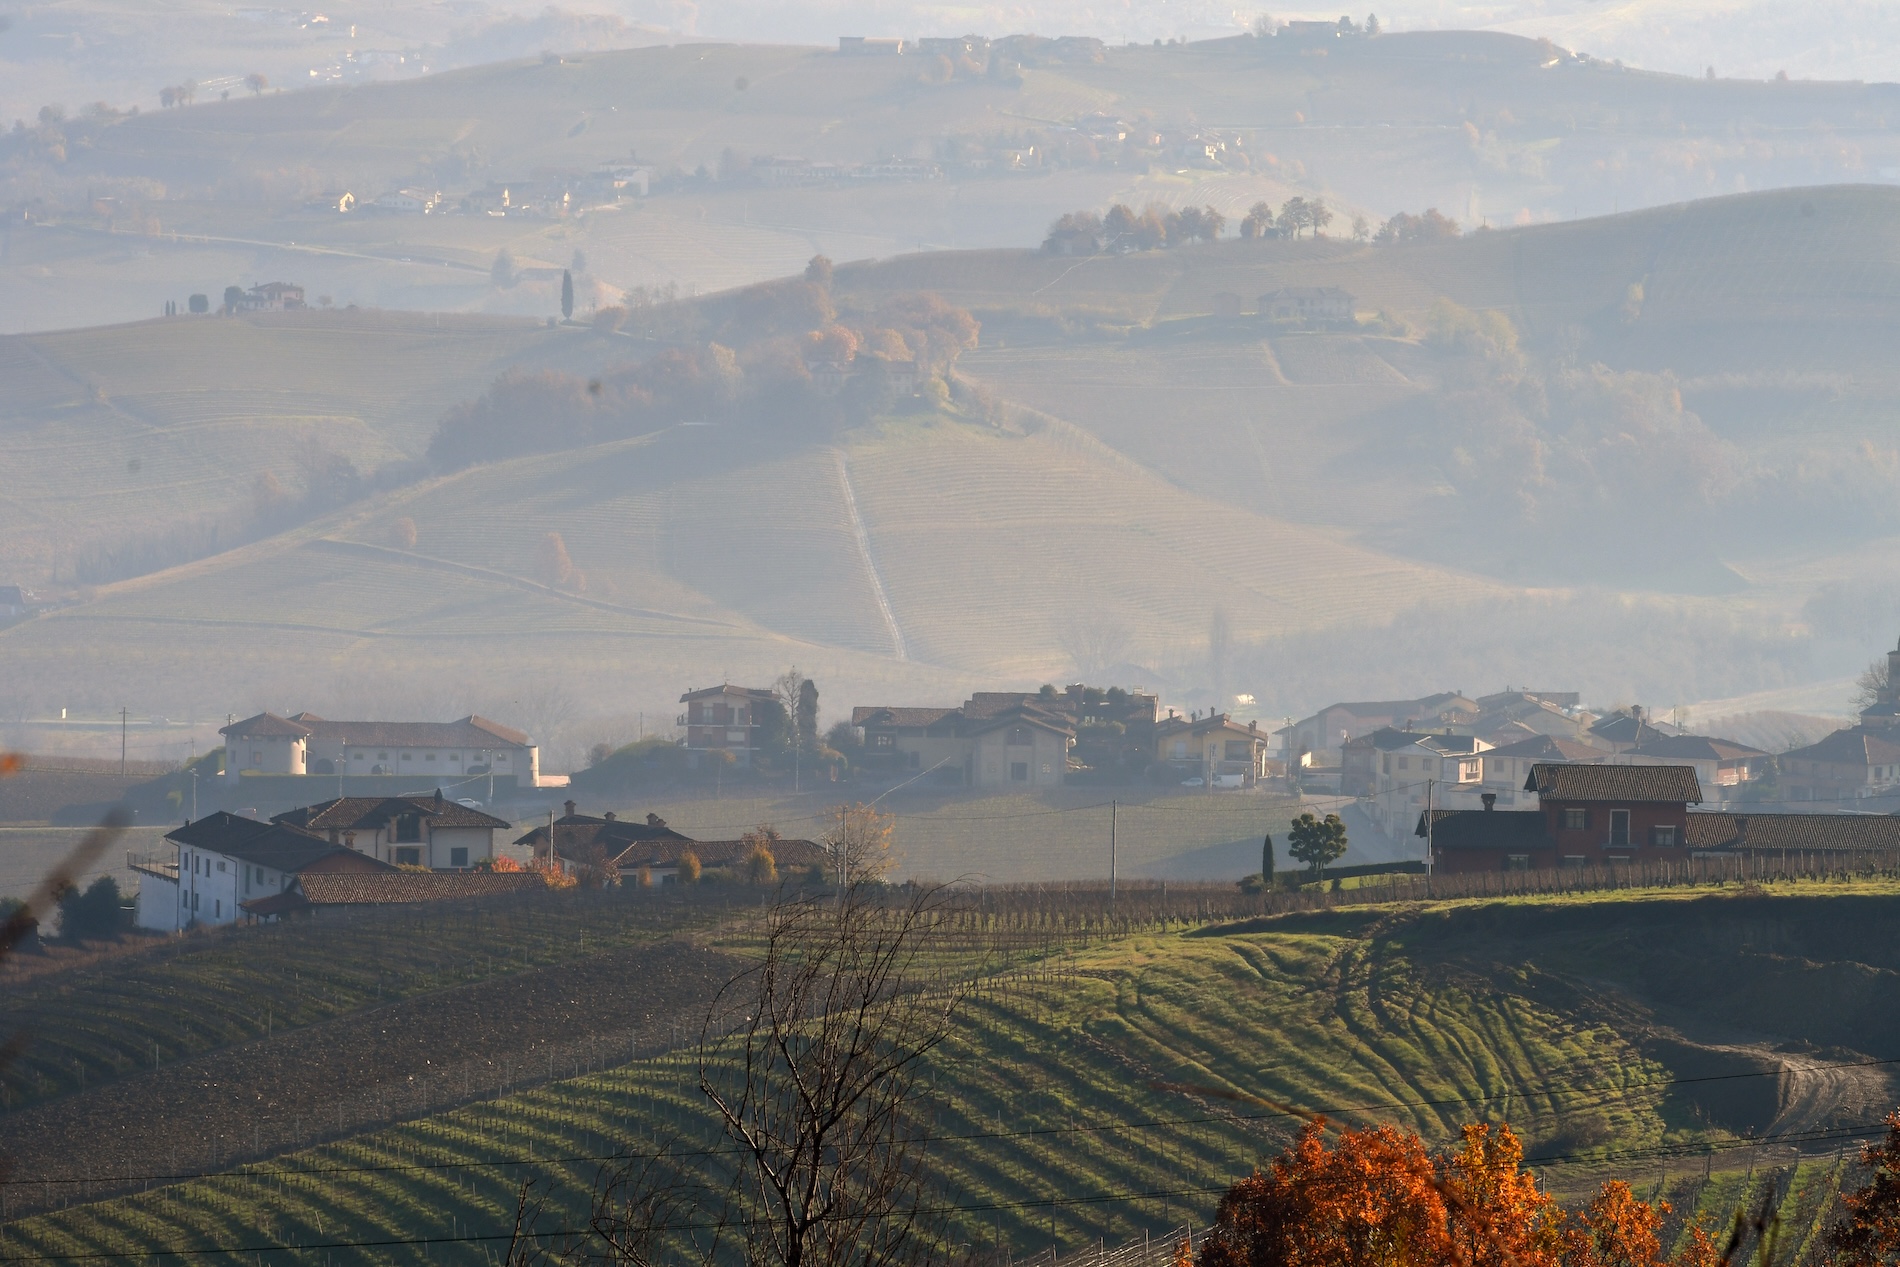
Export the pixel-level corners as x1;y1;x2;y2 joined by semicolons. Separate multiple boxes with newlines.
851;697;1075;787
966;713;1072;787
1152;713;1271;786
1367;732;1491;839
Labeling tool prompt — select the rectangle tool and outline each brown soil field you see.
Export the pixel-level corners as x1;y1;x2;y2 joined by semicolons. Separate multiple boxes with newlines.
0;936;740;1219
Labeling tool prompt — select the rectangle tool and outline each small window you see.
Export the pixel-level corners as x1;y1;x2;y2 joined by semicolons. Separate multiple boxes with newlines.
425;753;436;762
216;861;226;873
450;847;469;868
874;734;895;749
395;846;422;867
352;752;365;761
252;750;261;762
908;751;921;769
1010;761;1029;782
1609;809;1630;846
497;755;509;764
402;752;413;762
1562;808;1588;831
1505;854;1530;871
1651;825;1678;846
214;900;220;917
377;752;388;760
1562;855;1586;869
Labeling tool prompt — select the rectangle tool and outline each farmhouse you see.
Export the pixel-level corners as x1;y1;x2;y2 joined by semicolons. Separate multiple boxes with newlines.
1420;762;1900;871
678;684;776;769
232;282;305;312
217;712;541;787
273;791;512;869
1776;728;1900;802
514;803;827;882
132;811;394;931
852;690;1081;787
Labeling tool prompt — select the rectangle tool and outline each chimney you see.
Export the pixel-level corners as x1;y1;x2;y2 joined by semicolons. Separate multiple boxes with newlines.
647;812;666;828
603;811;616;821
563;799;577;818
1481;792;1497;812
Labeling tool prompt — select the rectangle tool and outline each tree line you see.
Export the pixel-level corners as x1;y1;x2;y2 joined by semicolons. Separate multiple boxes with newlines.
1043;200;1465;252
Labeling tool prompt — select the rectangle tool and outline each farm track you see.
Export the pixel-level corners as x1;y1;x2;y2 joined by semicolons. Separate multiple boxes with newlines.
0;937;739;1218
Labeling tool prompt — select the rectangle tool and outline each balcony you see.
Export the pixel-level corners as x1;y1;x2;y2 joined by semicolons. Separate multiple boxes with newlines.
127;851;177;881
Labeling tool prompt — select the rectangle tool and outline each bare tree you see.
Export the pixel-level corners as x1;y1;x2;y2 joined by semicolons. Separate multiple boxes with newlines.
510;883;966;1267
1055;610;1132;681
824;802;896;885
1855;657;1891;710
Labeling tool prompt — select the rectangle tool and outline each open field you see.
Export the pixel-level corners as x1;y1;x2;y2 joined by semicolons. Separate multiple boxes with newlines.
10;881;1900;1261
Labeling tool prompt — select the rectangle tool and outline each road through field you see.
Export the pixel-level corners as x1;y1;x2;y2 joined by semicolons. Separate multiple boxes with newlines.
0;937;739;1219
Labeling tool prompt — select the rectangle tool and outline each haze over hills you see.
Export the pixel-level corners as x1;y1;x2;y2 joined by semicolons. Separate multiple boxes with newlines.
5;181;1899;754
6;29;1899;333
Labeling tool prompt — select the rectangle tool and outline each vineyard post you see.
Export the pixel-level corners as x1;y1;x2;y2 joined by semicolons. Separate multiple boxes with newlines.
1109;801;1117;908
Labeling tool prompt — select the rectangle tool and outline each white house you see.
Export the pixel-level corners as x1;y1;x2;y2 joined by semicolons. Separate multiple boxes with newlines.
1366;732;1492;839
217;712;542;787
132;811;395;931
272;792;513;869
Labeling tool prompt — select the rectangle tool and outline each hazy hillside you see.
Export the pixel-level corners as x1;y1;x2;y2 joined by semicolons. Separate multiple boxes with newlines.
8;184;1900;745
7;31;1899;332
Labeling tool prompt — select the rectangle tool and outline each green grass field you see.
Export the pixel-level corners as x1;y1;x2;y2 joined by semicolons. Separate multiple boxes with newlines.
11;882;1898;1263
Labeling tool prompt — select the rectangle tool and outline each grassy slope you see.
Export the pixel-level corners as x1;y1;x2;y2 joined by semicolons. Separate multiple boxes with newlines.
20;883;1900;1263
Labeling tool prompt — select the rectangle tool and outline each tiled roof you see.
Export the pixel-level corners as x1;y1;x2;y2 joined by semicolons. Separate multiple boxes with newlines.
165;812;391;873
220;713;531;747
1780;728;1900;767
1686;812;1900;851
613;837;829;870
851;706;962;728
220;712;313;738
1524;762;1702;803
1484;735;1606;761
1628;735;1769;761
1415;808;1548;849
275;870;549;908
680;684;776;702
1153;713;1266;741
515;812;694;855
964;708;1075;739
275;793;511;832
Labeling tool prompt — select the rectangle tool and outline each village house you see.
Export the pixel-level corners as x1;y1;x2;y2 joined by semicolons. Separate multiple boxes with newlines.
1421;762;1900;872
1587;705;1684;752
1606;734;1771;797
1476;734;1605;808
132;810;395;931
305;191;354;213
1152;713;1272;787
1777;729;1900;802
1282;692;1477;778
851;691;1079;788
217;712;541;788
515;803;826;882
273;791;512;869
678;684;777;769
231;282;305;312
1259;287;1355;324
372;188;441;213
1364;731;1491;837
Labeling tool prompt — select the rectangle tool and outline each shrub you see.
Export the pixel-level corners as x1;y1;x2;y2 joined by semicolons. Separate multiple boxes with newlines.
677;851;702;884
57;876;122;942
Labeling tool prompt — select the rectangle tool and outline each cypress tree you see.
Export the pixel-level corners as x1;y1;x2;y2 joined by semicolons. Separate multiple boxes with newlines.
1262;834;1275;888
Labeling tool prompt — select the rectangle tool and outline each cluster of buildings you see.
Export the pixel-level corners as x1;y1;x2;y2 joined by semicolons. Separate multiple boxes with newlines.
217;712;544;788
131;792;822;931
303;165;652;221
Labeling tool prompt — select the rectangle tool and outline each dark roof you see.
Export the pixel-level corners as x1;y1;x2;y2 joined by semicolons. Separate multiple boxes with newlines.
1686;812;1900;852
851;706;961;728
221;713;532;748
1415;808;1548;849
515;812;694;856
1484;735;1606;762
165;812;397;874
274;793;511;832
1153;713;1266;741
680;684;775;703
1780;728;1900;766
614;837;829;870
1524;762;1702;803
964;707;1075;739
1318;693;1473;719
1628;735;1769;761
244;870;548;913
1587;713;1683;745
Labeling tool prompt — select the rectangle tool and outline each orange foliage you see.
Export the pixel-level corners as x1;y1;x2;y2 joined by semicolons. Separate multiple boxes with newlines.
1201;1120;1705;1267
0;753;20;777
1828;1109;1900;1267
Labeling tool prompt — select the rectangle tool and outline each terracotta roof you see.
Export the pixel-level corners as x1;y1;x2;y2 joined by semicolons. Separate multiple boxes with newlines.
614;837;828;870
249;870;549;912
1686;811;1900;851
166;812;393;874
220;713;531;747
1484;735;1607;762
1525;762;1702;803
1416;808;1548;849
515;812;693;856
1153;713;1266;741
1780;728;1900;767
1323;693;1475;718
963;708;1075;739
1628;735;1769;761
275;793;511;832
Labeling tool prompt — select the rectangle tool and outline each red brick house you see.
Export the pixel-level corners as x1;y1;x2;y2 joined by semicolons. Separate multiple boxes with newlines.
678;684;777;769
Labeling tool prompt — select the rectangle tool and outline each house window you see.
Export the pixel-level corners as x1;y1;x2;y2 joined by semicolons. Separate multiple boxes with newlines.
1651;825;1678;846
216;861;226;872
402;752;413;762
191;892;199;910
353;752;365;761
396;815;422;842
908;751;921;769
1010;762;1029;782
497;755;509;764
1225;741;1252;761
874;734;895;749
1505;855;1530;871
1562;808;1588;831
395;846;422;867
377;752;388;760
214;900;220;917
1609;809;1630;846
1172;741;1188;759
450;847;468;868
1459;760;1480;782
252;750;261;763
1562;856;1586;868
426;753;436;762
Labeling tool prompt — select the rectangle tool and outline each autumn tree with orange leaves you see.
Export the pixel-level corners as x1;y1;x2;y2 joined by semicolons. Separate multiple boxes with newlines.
1200;1118;1713;1267
1829;1109;1900;1267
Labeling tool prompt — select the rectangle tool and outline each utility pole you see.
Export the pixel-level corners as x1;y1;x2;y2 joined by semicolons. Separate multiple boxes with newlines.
1110;800;1118;906
120;706;128;774
1425;778;1435;877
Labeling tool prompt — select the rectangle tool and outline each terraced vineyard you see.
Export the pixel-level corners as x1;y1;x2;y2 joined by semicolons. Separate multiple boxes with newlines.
15;884;1898;1263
